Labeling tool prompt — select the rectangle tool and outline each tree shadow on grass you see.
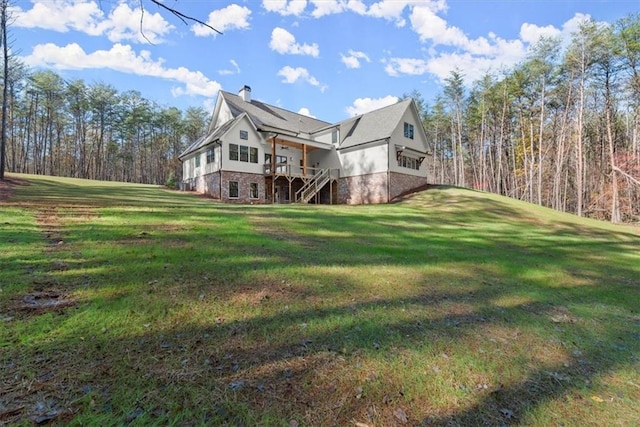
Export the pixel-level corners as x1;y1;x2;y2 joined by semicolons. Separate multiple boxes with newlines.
1;179;639;425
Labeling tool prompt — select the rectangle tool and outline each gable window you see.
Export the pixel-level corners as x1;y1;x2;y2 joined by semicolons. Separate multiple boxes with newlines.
404;122;414;139
229;181;239;199
250;183;258;199
229;144;239;161
250;147;258;163
195;154;201;168
206;147;215;164
240;130;249;140
331;129;338;144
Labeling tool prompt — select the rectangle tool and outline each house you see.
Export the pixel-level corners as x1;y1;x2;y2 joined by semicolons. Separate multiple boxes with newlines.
179;85;430;204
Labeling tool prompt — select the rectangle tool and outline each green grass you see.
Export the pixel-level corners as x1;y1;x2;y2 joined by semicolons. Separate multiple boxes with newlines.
1;173;639;426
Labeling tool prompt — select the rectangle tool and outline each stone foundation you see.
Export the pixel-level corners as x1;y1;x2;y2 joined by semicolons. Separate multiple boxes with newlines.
389;171;429;200
338;172;429;204
194;172;221;199
220;171;266;203
338;172;389;204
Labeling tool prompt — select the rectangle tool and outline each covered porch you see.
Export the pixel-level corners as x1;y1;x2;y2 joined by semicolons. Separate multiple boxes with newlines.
263;134;339;204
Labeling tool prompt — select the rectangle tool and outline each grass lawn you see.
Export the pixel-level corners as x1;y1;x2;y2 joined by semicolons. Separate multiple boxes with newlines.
1;173;639;426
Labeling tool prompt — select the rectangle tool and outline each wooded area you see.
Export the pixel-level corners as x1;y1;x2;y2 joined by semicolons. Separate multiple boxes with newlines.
1;13;639;222
417;15;640;223
1;64;208;185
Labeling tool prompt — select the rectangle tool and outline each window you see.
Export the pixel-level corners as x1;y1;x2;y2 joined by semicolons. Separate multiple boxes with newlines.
331;129;338;144
230;143;257;164
240;130;249;140
229;144;239;161
206;147;215;164
276;155;287;173
404;122;414;139
195;154;201;168
229;181;239;198
239;145;249;162
250;183;258;199
399;155;420;171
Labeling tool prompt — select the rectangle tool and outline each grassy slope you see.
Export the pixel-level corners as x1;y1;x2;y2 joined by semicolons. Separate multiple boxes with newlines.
1;173;638;426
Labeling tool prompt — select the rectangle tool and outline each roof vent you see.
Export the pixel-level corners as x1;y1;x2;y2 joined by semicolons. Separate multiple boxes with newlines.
239;85;251;102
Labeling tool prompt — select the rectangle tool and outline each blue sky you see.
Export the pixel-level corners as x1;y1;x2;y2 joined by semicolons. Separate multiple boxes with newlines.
13;0;640;123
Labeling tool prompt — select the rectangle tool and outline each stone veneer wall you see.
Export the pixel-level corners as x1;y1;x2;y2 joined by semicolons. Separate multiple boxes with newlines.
338;172;389;204
389;171;429;200
220;170;266;203
194;172;222;199
338;171;429;204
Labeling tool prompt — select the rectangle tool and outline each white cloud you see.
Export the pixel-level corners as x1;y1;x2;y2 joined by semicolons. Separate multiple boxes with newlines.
12;0;104;33
218;59;241;76
13;0;174;44
192;4;251;37
409;4;467;47
298;107;316;118
340;50;370;69
262;0;308;16
346;95;399;116
520;23;562;45
23;43;221;97
383;57;430;77
309;0;430;25
269;27;319;57
277;66;327;91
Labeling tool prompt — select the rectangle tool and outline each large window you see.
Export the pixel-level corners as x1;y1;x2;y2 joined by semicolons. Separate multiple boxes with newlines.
229;181;239;198
250;183;258;199
206;147;215;164
195;154;201;167
229;144;239;161
250;147;258;164
403;122;414;139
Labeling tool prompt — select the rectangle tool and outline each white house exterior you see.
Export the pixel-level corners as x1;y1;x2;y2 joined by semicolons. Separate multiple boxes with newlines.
179;86;430;204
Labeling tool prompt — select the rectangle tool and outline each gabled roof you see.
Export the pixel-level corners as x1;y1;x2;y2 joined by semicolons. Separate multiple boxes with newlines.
179;115;240;159
338;98;413;150
221;91;331;135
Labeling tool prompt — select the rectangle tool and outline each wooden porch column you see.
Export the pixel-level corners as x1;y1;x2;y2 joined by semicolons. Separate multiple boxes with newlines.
302;144;307;176
271;136;276;204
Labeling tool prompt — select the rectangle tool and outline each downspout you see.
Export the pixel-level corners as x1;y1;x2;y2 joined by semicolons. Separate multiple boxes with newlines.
271;134;279;204
386;137;391;203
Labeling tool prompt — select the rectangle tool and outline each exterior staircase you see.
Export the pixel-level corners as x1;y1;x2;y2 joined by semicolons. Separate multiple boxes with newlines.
296;168;331;203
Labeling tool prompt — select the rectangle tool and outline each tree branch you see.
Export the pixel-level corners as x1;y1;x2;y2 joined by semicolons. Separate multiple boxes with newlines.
148;0;222;35
613;165;640;186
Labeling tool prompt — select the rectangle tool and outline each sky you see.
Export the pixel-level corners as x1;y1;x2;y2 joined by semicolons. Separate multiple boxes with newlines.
12;0;640;123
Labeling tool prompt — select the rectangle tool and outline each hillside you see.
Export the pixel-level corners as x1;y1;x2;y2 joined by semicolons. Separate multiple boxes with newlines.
1;173;639;426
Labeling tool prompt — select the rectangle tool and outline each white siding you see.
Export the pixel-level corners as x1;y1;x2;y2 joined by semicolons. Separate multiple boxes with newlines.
222;116;265;174
388;106;428;177
339;141;389;177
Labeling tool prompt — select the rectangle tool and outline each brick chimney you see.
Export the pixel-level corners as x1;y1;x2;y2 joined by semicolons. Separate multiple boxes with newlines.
239;85;251;102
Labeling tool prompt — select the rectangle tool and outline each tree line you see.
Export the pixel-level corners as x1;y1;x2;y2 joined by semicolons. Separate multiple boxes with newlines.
411;14;640;223
2;65;208;185
1;12;639;222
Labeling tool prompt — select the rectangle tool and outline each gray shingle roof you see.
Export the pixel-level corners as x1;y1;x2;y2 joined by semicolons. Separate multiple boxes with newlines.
338;98;412;149
179;115;240;158
221;91;331;134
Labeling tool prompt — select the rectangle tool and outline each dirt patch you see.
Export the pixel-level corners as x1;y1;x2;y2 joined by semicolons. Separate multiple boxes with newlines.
3;291;76;319
0;176;30;202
